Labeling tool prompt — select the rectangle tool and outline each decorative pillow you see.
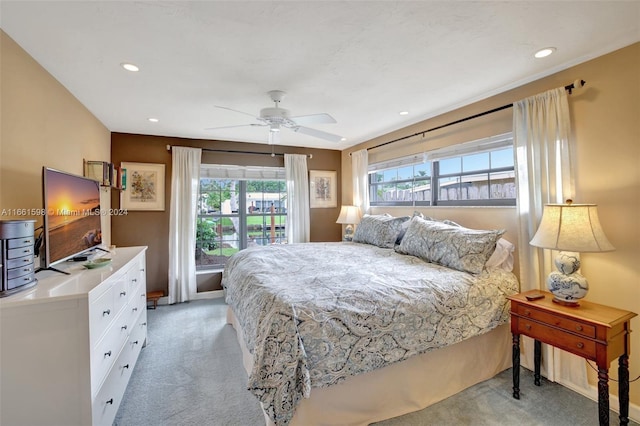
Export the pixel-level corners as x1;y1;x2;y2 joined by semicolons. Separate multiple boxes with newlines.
396;216;505;274
353;214;410;248
485;238;515;271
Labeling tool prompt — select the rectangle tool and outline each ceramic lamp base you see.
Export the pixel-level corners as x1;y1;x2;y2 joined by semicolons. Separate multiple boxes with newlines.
546;252;588;307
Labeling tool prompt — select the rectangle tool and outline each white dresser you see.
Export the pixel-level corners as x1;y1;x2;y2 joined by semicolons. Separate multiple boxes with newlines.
0;246;148;426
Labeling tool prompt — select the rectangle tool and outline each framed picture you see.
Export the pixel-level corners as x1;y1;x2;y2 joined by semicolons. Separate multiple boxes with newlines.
309;170;337;208
120;162;165;211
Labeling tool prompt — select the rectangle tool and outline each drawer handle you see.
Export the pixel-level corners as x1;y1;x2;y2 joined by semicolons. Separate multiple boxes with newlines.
133;340;139;345
123;364;130;369
576;342;584;349
523;310;531;316
140;268;145;272
23;239;31;243
106;398;114;405
121;325;128;331
132;307;138;312
576;325;583;332
132;278;137;283
22;258;29;263
103;309;111;316
104;351;112;358
23;277;30;281
120;291;127;296
525;324;531;330
142;322;147;327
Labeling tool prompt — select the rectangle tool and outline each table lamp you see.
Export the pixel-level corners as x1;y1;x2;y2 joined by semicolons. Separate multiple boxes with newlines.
336;205;362;241
530;199;614;306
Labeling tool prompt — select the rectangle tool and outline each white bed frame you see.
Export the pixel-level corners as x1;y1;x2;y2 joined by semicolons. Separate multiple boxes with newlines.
227;307;512;426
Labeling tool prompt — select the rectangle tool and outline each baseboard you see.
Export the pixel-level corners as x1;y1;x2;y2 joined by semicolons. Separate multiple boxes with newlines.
558;378;640;423
154;290;225;306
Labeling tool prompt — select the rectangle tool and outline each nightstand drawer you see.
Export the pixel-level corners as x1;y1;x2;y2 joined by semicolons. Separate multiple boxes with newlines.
517;320;597;359
515;305;595;338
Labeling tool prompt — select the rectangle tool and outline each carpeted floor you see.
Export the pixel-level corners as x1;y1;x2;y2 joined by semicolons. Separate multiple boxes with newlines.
114;298;638;426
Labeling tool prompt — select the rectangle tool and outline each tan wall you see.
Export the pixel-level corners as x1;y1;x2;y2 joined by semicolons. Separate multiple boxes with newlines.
0;31;111;241
343;42;640;406
111;133;342;294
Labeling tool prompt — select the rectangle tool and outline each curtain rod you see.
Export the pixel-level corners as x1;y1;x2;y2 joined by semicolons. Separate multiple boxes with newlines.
166;145;313;159
359;79;586;153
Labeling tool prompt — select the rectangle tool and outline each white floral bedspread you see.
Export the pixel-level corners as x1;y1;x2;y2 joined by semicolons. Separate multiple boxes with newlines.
222;242;519;425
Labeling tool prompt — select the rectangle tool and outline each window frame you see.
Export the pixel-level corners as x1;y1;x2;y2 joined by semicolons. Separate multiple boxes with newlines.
368;135;515;207
196;171;287;271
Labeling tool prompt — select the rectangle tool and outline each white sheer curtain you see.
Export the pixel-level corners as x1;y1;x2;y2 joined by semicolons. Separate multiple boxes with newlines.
168;147;202;304
284;154;310;243
351;149;369;214
513;87;586;388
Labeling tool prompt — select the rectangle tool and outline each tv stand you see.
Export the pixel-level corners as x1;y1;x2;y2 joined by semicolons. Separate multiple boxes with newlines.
1;246;148;426
35;266;70;275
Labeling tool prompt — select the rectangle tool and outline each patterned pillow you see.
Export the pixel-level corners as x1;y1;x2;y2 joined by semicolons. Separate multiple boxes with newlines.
353;214;410;248
396;216;504;274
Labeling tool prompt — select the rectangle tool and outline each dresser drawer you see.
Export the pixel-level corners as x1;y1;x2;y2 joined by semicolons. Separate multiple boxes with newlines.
91;317;128;394
517;319;597;359
6;272;35;290
7;236;34;249
5;255;33;269
516;304;596;338
7;263;34;279
7;245;34;259
90;286;115;345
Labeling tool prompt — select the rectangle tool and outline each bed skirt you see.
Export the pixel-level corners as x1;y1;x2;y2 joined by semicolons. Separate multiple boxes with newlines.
227;306;512;426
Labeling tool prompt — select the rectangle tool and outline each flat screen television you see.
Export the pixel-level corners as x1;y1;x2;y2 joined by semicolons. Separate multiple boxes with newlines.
40;167;103;272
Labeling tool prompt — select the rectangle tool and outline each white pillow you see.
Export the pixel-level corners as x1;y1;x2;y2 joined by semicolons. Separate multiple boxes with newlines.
485;238;515;271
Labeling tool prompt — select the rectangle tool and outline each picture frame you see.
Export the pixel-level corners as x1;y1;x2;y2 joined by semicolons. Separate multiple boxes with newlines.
309;170;337;208
120;162;165;211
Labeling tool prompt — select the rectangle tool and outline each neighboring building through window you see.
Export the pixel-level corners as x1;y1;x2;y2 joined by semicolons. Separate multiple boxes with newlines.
369;134;515;207
196;165;286;270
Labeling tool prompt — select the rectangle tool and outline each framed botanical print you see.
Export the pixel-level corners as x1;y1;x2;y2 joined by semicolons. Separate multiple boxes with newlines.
309;170;337;208
120;162;165;211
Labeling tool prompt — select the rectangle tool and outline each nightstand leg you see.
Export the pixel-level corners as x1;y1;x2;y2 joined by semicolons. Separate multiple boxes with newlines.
597;367;610;426
534;339;541;386
619;354;630;426
512;333;520;399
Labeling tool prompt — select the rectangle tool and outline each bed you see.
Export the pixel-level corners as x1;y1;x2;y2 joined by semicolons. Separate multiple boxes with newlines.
222;215;519;425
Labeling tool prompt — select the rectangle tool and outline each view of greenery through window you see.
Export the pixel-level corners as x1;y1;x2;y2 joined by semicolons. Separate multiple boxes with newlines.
196;178;286;269
370;147;515;206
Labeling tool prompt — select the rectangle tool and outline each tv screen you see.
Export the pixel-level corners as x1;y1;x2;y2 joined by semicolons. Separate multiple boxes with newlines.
42;167;103;268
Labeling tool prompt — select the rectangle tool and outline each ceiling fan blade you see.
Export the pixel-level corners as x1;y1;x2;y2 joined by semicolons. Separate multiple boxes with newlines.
205;123;266;130
291;126;343;142
214;105;261;120
290;113;337;125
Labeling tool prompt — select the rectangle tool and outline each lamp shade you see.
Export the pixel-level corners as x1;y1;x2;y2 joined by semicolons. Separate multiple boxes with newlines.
336;205;362;224
530;202;614;252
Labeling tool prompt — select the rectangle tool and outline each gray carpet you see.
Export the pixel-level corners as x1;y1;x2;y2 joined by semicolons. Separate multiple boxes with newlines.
114;298;638;426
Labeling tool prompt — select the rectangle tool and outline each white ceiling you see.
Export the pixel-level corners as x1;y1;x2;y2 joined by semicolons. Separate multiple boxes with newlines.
1;1;638;150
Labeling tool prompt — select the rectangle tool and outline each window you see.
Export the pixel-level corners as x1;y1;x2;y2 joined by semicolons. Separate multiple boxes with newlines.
196;165;286;269
369;161;432;206
369;134;515;207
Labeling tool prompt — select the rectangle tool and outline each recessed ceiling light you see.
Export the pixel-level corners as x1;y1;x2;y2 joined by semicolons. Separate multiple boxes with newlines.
399;111;409;116
341;137;347;142
148;118;159;123
534;47;556;59
121;63;140;72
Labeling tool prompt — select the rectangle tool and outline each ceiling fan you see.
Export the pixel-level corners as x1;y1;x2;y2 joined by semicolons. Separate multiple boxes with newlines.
207;90;343;144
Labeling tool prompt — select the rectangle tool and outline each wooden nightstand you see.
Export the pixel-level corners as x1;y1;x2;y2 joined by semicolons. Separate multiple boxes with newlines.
508;290;637;426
